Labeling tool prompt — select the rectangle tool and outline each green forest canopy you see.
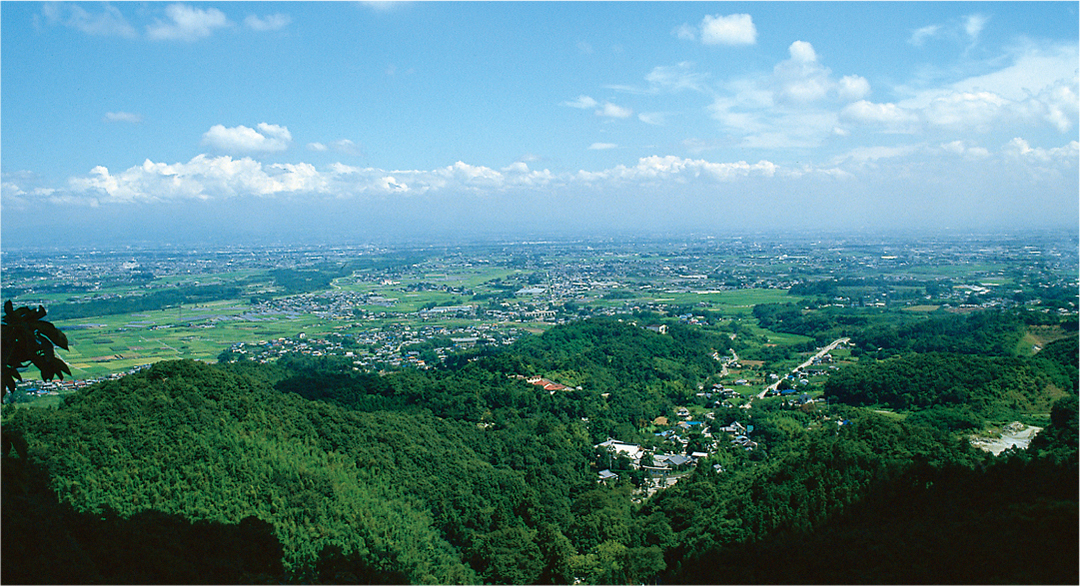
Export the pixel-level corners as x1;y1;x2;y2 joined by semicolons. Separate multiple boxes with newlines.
3;312;1077;584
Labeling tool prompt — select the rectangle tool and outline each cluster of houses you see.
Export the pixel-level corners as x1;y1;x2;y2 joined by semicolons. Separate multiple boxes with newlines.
224;322;524;370
593;409;759;486
762;352;838;400
512;375;579;393
8;363;153;402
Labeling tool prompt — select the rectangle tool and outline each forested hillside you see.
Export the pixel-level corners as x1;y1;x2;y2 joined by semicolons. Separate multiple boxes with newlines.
3;314;1077;584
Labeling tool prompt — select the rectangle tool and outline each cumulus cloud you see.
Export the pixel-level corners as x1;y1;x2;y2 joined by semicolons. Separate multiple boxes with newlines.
939;140;991;159
1;171;61;211
104;111;143;124
841;100;919;130
838;75;871;101
65;155;328;203
202;123;292;153
589;143;618;150
577;155;779;184
923;91;1009;131
25;141;1074;238
244;13;291;31
699;14;757;46
597;102;633;118
787;40;817;64
769;41;843;105
1004;137;1080;163
701;35;1079;148
947;42;1078;110
702;40;881;147
41;2;137;37
307;142;328;152
1033;78;1079;132
887;42;1078;137
147;3;230;41
55;153;800;205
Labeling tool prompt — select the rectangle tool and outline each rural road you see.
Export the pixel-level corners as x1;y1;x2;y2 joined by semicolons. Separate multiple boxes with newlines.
755;337;850;400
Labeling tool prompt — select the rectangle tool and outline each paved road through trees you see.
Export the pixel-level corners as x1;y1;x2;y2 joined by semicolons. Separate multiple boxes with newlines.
755;337;850;400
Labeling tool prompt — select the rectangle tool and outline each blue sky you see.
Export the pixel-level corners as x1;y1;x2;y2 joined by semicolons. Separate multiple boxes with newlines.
2;1;1077;247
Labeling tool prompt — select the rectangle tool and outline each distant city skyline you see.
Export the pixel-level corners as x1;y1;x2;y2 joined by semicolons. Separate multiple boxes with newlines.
2;1;1077;247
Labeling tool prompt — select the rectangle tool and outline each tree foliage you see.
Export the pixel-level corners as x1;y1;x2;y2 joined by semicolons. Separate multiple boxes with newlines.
2;300;70;398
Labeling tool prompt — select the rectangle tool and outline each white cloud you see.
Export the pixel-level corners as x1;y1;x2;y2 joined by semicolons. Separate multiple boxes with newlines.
771;41;834;104
964;14;989;41
202;123;292;153
500;162;555;188
33;142;1075;237
950;42;1078;104
923;91;1009;131
644;62;709;93
562;95;598;109
673;23;697;42
597;102;633;118
1004;137;1080;163
147;4;230;41
940;140;966;155
60;153;793;205
65;155;330;203
907;15;991;50
580;155;778;183
43;3;137;38
892;43;1079;135
306;139;362;155
939;140;991;159
380;176;409;192
699;38;1075;147
702;40;898;147
330;139;363;156
104;111;143;124
699;14;757;46
838;75;871;101
244;13;291;32
361;2;401;13
787;40;817;64
841;100;919;129
638;112;668;126
908;24;941;47
682;138;720;153
830;144;924;166
1034;78;1079;132
589;143;618;150
438;161;504;188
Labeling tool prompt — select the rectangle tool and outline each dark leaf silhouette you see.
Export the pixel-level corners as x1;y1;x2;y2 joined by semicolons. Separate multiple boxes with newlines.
2;300;71;397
